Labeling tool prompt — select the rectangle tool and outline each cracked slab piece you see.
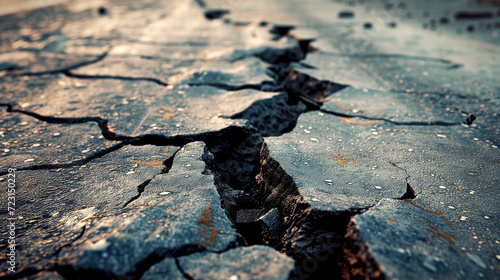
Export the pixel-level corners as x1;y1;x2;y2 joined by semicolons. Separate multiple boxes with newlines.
57;142;237;279
343;199;492;280
0;145;178;273
263;111;407;211
177;245;295;280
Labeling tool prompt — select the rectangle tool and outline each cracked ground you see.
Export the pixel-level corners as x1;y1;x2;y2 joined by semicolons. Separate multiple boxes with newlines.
0;0;499;279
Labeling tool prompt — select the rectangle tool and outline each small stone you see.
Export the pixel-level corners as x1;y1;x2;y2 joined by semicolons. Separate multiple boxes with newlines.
375;186;382;189
460;216;467;221
439;186;446;189
437;134;447;138
24;158;35;162
82;150;89;153
422;257;438;272
4;149;10;152
33;143;41;147
311;198;320;202
310;138;319;142
19;121;29;126
468;254;487;269
448;206;455;209
484;216;489;219
126;171;135;174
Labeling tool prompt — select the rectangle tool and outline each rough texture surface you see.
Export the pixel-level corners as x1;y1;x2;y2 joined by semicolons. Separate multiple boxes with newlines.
0;0;499;279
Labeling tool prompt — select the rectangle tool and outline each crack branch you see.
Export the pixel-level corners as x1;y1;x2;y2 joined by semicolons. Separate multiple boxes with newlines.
0;143;125;176
319;107;465;126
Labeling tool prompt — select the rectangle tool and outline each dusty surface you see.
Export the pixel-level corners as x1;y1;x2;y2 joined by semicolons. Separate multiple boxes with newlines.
0;0;499;279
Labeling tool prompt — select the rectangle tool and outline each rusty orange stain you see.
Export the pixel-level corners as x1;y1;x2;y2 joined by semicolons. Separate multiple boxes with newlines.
334;102;354;111
325;155;347;164
402;199;443;215
197;203;220;248
163;112;176;120
340;117;378;125
161;106;175;112
363;153;370;157
162;147;169;157
132;160;164;166
425;219;458;249
442;216;455;229
389;220;397;224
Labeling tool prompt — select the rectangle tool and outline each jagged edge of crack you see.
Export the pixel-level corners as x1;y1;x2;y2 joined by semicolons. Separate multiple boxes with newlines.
0;142;125;176
320;107;469;126
3;51;109;76
63;70;169;86
389;161;418;200
186;81;281;92
1;51;169;87
0;103;209;147
122;150;179;208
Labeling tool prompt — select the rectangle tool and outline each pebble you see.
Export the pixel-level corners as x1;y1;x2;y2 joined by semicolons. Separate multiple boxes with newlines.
19;122;29;126
448;206;455;209
310;138;319;142
460;216;467;221
436;134;447;138
439;186;446;189
4;149;10;152
33;143;40;147
24;158;34;162
467;254;487;269
375;186;382;189
126;171;135;174
82;150;89;153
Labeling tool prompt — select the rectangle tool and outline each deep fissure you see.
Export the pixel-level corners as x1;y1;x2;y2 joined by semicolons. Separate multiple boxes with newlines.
0;9;468;279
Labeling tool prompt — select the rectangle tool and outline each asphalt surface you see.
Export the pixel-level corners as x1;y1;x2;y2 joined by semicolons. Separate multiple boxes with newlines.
0;0;499;279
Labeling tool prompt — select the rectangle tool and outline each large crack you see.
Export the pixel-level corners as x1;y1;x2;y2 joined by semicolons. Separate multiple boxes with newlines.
0;28;418;280
0;5;478;279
